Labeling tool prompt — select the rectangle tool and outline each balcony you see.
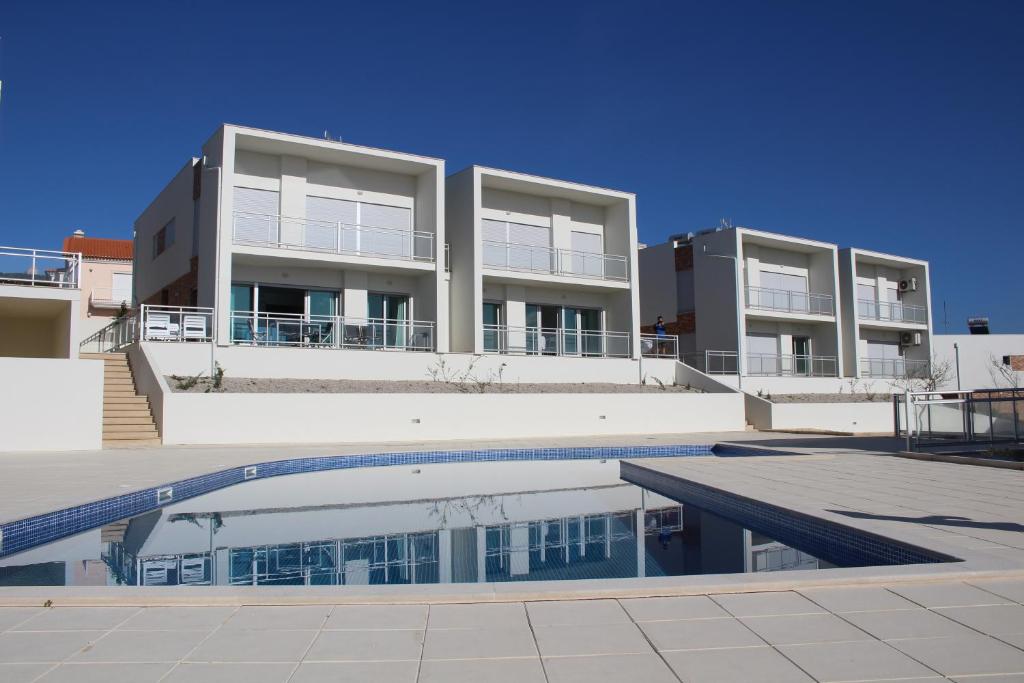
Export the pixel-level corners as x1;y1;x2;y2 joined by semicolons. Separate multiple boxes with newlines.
858;299;927;325
231;311;435;351
232;212;435;263
481;241;628;282
482;324;630;358
90;288;132;309
681;350;739;375
860;357;930;379
746;353;838;377
640;333;679;359
746;286;834;316
141;305;215;342
0;247;80;289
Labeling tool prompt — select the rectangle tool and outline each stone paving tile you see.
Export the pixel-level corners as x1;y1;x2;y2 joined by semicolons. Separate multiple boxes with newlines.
936;604;1024;634
118;607;237;631
525;599;630;626
0;609;44;632
542;653;680;683
842;607;977;640
1001;633;1024;649
303;629;422;662
419;657;546;683
0;663;55;683
161;662;296;683
72;629;209;663
797;586;920;613
324;604;427;630
188;629;318;663
0;631;104;663
618;595;730;621
711;591;827;617
639;616;764;651
971;579;1024;604
887;633;1024;677
533;622;653;657
220;605;331;630
662;645;814;682
950;675;1024;683
14;607;141;632
739;613;873;646
889;582;1015;608
36;662;174;682
426;603;528;629
777;640;938;681
290;661;419;683
422;625;537;660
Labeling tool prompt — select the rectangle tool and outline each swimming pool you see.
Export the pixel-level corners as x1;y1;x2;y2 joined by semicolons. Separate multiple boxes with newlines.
0;445;952;588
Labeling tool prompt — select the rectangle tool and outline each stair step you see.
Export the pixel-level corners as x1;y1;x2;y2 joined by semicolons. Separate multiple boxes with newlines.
104;397;149;405
104;416;156;426
104;367;132;374
104;393;140;400
81;353;127;360
103;439;162;448
104;407;152;416
104;376;134;384
104;423;158;433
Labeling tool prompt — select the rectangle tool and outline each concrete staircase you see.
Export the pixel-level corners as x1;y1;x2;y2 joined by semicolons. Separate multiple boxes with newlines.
81;352;161;447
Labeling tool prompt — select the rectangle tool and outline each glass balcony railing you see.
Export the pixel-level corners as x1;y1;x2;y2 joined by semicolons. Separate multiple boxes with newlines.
746;286;834;316
858;299;927;324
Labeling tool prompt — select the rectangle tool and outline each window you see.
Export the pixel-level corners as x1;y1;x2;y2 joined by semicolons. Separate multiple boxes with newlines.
152;219;176;259
482;219;552;271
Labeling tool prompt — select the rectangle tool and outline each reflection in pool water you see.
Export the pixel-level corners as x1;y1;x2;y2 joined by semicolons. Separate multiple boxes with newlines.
0;460;829;587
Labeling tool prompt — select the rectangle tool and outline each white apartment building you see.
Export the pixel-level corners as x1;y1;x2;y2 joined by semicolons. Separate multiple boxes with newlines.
134;124;446;353
839;248;933;381
446;166;642;359
640;227;844;385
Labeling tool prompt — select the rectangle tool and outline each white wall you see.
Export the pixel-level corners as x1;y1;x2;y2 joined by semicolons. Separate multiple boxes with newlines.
0;358;103;451
157;391;744;445
933;334;1024;390
745;398;894;434
133;159;199;305
142;342;677;385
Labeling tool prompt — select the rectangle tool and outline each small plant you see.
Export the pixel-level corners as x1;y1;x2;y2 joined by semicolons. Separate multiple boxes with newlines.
651;376;666;391
206;362;225;392
43;599;53;608
757;389;764;398
170;372;204;391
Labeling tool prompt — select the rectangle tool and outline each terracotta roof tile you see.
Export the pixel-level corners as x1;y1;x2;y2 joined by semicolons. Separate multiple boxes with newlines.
62;236;133;261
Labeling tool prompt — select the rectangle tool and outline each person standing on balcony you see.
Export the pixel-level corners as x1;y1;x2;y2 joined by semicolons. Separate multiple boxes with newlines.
654;315;667;356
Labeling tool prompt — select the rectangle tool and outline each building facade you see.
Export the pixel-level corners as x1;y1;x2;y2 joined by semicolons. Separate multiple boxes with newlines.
63;230;134;341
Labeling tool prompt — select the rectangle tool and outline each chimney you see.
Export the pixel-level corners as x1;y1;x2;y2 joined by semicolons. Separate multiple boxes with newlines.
72;229;85;237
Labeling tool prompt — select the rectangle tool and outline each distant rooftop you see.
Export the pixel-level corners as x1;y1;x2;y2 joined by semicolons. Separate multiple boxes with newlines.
62;231;133;261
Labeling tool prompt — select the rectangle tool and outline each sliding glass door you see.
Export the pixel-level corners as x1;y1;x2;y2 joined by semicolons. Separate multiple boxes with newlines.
369;293;409;348
483;302;503;352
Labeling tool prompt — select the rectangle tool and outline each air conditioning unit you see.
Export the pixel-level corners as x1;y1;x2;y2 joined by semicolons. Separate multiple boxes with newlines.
900;332;922;346
898;277;918;293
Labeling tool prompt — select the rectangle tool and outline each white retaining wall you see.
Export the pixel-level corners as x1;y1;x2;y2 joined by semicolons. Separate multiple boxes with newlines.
746;398;894;434
0;358;103;451
143;342;678;386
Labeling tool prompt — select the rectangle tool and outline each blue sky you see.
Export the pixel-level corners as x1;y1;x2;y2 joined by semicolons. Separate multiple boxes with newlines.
0;1;1021;331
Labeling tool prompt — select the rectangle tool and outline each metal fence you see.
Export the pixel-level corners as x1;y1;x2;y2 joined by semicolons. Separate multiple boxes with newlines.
0;246;80;288
481;241;629;281
894;388;1024;450
746;353;838;377
231;311;435;351
142;305;215;343
746;286;834;316
233;212;435;263
640;333;679;359
858;299;927;324
860;357;930;379
681;350;739;375
80;314;139;354
481;324;630;358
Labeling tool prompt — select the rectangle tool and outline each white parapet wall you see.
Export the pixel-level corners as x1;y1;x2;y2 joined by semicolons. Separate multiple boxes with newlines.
0;357;103;451
744;394;895;434
158;391;745;445
142;342;679;386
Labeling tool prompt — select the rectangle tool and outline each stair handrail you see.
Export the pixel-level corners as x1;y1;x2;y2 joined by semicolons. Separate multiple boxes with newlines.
80;312;140;354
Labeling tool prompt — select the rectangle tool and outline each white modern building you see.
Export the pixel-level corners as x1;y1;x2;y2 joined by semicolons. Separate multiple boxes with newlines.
639;227;844;388
134;124;446;353
446;166;642;359
839;248;933;381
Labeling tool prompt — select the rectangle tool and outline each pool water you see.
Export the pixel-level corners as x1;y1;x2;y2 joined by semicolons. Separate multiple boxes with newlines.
0;459;842;587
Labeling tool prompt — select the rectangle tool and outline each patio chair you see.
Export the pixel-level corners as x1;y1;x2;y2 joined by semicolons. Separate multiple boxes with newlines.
343;324;363;348
144;313;180;341
246;319;268;345
182;315;208;341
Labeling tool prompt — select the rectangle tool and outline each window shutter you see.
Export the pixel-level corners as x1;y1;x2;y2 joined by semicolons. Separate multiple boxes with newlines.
359;203;412;257
233;188;280;244
305;196;356;251
507;222;551;271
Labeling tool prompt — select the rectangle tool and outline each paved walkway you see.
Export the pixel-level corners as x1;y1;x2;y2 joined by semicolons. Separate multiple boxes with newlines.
0;432;905;524
3;579;1024;682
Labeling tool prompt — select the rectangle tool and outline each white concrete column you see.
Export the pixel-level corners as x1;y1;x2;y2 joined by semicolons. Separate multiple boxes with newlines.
278;157;307;246
475;526;487;583
550;199;572;253
343;271;369;320
438;529;451;584
505;284;527;351
635;509;646;579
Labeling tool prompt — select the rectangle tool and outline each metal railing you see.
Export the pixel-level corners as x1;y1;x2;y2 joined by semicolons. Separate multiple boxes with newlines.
746;353;838;377
482;324;630;358
858;299;927;324
231;311;435;351
233;212;435;263
895;388;1023;450
681;350;738;375
0;246;81;288
80;313;139;354
89;288;132;309
860;357;931;379
481;240;629;281
640;333;679;358
746;286;834;316
141;305;215;342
